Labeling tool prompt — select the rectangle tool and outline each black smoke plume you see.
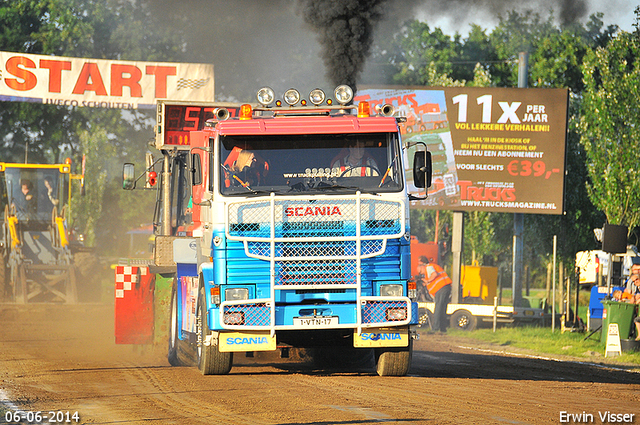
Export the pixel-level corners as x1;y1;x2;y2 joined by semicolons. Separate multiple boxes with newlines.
297;0;390;92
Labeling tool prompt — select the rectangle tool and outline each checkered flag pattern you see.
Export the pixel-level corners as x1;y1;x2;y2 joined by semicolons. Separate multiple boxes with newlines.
115;266;148;298
176;78;210;90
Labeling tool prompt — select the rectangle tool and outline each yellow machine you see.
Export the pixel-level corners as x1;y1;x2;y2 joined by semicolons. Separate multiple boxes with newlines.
0;161;84;303
460;264;498;301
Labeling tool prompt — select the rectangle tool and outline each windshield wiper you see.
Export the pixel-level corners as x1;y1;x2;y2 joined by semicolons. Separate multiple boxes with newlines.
379;155;398;188
313;182;378;194
231;188;284;196
221;164;253;191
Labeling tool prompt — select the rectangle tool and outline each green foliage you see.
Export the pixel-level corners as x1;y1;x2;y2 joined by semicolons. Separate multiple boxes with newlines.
447;326;640;365
70;127;112;246
0;1;176;253
464;211;499;265
580;31;640;230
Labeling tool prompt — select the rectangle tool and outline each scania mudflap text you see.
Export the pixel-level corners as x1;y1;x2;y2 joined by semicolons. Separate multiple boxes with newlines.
124;86;432;376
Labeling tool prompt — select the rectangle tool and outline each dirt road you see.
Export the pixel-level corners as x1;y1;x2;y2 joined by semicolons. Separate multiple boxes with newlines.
1;304;638;425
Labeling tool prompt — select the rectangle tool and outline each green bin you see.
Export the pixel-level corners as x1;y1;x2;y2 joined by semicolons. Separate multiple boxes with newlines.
601;300;637;341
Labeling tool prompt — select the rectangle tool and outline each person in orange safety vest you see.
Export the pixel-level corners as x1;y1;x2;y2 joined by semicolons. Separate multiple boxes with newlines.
418;256;452;333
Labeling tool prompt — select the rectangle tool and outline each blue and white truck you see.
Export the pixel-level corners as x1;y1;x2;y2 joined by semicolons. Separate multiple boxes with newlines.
123;86;432;376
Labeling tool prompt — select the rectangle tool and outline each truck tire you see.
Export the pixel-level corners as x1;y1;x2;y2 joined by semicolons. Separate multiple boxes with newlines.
450;309;477;331
418;308;433;330
197;286;232;375
374;340;412;376
167;281;191;367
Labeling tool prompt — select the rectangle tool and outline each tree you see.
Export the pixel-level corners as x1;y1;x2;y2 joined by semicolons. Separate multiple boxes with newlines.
0;0;178;255
580;30;640;230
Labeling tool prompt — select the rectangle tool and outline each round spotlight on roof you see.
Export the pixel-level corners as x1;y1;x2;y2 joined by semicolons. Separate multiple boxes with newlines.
334;85;353;105
257;87;275;106
283;88;301;106
309;88;326;106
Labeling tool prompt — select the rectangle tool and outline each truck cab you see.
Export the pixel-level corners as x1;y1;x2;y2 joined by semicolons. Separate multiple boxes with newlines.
166;87;430;376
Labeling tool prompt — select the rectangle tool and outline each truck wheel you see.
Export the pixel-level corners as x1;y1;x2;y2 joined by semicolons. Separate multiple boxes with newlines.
450;309;477;331
197;286;232;375
374;340;412;376
418;308;433;330
168;281;191;367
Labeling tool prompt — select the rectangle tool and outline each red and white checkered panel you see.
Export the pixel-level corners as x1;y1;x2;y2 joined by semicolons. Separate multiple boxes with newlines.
115;265;148;298
114;265;154;344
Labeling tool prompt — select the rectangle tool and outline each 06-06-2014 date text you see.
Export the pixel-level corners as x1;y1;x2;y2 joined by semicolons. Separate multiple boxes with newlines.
4;411;80;423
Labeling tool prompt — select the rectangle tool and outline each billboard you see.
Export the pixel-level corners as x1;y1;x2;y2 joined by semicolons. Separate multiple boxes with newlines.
356;87;569;215
0;51;214;109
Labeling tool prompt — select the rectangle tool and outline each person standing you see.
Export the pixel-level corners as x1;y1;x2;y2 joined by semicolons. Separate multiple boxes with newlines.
419;256;452;333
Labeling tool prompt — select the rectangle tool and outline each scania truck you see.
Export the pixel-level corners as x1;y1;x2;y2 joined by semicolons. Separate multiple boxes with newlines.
123;86;431;376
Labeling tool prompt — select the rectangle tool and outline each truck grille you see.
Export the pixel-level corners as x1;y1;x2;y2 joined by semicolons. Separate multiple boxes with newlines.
226;194;405;287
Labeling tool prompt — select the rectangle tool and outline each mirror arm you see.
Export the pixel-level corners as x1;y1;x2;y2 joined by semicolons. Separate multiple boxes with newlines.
128;157;164;190
192;199;211;207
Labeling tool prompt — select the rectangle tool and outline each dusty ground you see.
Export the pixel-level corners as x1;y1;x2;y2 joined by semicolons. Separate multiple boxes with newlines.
0;303;639;425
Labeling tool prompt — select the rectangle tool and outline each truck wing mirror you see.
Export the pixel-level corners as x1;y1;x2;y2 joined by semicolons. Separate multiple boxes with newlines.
412;150;432;189
123;163;135;190
191;153;202;186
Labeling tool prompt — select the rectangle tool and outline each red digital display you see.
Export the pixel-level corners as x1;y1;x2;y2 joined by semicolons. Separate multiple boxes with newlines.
161;104;239;146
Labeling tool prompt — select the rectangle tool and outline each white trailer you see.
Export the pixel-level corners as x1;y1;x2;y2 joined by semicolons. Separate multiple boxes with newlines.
418;301;546;331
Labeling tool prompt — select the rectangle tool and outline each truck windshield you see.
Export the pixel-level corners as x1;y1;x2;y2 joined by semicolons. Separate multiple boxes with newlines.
219;132;403;196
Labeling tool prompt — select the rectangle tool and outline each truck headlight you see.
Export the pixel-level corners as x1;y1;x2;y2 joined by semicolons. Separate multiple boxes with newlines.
386;307;407;321
225;287;249;301
224;311;245;325
380;284;403;297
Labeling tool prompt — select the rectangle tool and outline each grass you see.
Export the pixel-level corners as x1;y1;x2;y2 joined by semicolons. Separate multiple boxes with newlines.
447;325;640;367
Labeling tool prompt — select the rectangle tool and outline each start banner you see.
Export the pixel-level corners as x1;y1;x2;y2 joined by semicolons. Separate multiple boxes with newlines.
357;86;569;215
0;51;214;109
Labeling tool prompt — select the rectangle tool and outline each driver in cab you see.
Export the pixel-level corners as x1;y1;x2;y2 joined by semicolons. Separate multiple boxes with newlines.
331;139;379;177
223;146;269;189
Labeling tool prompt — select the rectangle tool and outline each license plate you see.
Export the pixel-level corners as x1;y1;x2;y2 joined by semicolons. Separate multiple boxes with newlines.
293;316;338;326
524;310;534;316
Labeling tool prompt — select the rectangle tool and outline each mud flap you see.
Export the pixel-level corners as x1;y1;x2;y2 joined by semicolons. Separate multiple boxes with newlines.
115;265;155;344
218;331;277;352
353;327;409;348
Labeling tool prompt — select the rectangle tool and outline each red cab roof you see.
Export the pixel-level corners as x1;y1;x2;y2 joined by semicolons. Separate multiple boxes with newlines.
215;114;399;136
